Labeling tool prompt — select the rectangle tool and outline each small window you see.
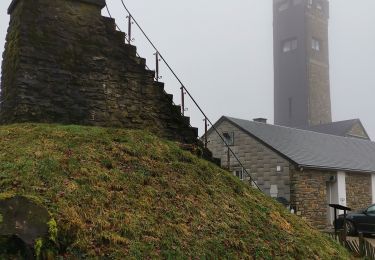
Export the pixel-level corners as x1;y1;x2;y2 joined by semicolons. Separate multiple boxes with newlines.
278;2;289;12
233;168;244;181
270;185;279;198
282;39;297;53
312;38;320;51
276;165;283;172
317;2;323;10
307;0;312;8
223;132;234;146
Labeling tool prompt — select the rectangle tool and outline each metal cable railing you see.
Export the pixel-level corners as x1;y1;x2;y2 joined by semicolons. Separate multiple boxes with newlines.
105;4;151;71
105;1;261;191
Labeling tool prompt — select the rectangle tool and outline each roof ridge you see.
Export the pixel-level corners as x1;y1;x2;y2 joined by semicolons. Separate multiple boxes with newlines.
224;116;372;143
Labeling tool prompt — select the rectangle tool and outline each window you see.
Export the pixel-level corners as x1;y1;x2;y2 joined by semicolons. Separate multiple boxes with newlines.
270;185;279;198
312;38;320;51
317;2;323;10
223;132;234;146
233;168;244;180
307;0;312;8
276;165;283;173
282;39;297;53
279;2;289;12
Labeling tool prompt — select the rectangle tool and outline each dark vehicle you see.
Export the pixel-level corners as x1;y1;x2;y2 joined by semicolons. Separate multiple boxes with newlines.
335;204;375;235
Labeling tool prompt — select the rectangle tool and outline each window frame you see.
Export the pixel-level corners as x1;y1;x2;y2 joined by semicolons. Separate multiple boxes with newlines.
312;38;321;51
307;0;313;8
223;132;234;146
282;38;298;53
233;167;244;181
316;1;323;10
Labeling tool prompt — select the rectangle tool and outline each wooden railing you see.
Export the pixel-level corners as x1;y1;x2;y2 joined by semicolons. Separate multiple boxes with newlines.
326;231;375;259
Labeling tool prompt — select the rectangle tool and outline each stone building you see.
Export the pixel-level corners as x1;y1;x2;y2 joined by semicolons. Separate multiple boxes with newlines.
206;116;375;229
0;0;197;143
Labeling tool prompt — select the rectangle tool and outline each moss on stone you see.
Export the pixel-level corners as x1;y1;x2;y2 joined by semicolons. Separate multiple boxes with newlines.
47;218;58;243
34;238;43;259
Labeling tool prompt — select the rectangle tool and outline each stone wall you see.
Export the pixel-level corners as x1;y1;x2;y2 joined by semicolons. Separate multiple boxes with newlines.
290;168;329;230
306;0;332;126
0;0;197;143
206;119;291;200
346;172;372;211
347;122;369;139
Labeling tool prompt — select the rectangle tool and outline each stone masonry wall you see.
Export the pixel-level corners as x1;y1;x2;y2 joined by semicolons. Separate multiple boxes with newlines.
0;0;197;143
346;172;372;211
206;120;291;201
290;168;329;230
306;0;332;126
347;123;369;139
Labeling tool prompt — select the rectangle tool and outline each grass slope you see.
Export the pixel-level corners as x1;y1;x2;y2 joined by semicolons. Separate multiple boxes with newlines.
0;124;350;259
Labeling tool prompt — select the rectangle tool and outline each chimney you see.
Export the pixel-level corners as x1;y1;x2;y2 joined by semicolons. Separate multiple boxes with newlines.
253;118;267;124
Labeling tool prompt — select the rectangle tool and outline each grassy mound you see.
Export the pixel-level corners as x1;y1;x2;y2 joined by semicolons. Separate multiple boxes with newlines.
0;124;350;259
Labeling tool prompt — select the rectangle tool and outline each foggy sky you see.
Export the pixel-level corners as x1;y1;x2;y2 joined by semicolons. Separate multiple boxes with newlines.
0;0;374;138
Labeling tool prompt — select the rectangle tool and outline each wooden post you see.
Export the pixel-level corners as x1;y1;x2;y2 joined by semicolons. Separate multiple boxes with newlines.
342;217;347;242
359;232;365;257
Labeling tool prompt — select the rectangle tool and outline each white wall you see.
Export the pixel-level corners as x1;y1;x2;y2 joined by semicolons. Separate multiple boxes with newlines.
372;173;375;204
327;171;346;224
337;171;347;207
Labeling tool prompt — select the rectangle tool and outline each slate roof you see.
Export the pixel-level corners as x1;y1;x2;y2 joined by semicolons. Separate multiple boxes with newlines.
220;116;375;173
304;119;369;139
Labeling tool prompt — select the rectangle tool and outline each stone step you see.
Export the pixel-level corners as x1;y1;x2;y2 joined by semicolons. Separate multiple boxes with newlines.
153;81;165;90
103;17;116;31
135;57;146;68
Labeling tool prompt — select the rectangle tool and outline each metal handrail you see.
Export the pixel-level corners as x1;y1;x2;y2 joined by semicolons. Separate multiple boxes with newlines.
106;1;261;191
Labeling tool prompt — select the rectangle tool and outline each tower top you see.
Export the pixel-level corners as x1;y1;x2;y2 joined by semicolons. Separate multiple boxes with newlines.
273;0;332;127
8;0;106;14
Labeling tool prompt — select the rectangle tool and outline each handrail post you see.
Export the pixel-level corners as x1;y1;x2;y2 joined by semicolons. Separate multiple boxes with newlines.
204;117;208;149
155;52;159;82
127;14;132;44
180;86;185;115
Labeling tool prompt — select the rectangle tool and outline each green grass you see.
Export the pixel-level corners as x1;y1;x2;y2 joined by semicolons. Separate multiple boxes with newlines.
0;123;351;259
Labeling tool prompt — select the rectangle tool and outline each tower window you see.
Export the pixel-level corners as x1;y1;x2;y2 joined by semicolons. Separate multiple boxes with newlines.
317;2;323;10
312;38;320;51
282;39;298;53
278;0;290;12
307;0;312;8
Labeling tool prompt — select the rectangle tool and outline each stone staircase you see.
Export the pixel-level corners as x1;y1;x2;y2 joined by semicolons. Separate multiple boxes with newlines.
0;0;198;144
